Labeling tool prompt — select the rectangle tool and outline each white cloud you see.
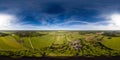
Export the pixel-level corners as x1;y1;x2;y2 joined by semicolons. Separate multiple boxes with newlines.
0;13;18;30
0;13;120;30
34;14;120;30
0;13;38;30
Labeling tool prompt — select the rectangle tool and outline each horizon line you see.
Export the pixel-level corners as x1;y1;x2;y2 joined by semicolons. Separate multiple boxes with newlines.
0;30;120;32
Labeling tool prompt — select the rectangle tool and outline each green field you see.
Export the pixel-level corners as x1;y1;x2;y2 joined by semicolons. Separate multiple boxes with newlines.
102;37;120;50
0;36;25;49
0;31;120;57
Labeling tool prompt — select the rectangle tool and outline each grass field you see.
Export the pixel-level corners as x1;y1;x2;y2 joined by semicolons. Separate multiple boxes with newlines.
0;31;120;57
1;31;120;50
22;35;55;49
0;36;25;49
102;37;120;50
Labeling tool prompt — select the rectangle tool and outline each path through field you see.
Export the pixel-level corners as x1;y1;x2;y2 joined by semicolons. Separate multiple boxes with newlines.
54;34;61;44
28;37;34;49
56;35;60;42
53;32;71;45
65;34;71;42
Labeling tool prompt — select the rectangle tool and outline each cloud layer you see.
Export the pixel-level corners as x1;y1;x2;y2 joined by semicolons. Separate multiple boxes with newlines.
0;0;120;30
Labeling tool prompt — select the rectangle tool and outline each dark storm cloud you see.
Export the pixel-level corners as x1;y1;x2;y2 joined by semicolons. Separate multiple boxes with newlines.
0;0;120;14
42;3;65;14
1;0;120;11
0;0;120;30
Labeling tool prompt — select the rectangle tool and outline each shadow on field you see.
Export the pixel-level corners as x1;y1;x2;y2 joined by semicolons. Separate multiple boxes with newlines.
0;56;120;60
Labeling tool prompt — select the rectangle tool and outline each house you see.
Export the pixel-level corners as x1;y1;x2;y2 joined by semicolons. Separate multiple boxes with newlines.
71;40;82;50
96;32;104;35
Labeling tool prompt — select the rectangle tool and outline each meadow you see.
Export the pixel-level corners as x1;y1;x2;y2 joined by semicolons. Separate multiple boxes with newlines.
0;31;120;57
102;37;120;50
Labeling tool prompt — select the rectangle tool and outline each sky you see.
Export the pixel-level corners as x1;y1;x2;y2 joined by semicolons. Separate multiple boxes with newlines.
0;0;120;30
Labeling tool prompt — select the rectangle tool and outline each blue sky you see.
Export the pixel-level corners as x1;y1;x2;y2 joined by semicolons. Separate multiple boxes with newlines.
0;0;120;30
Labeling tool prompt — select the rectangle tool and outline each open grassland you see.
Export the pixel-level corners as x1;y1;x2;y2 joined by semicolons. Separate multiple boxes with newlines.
23;35;55;49
0;31;120;57
30;35;55;48
102;37;120;50
0;36;25;49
